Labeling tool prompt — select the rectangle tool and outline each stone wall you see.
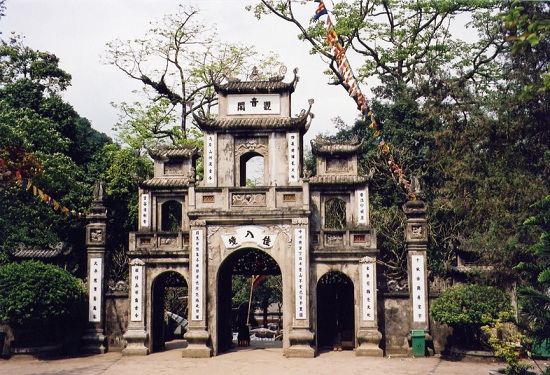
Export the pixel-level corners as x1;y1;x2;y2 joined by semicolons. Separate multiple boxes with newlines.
380;293;451;355
105;292;129;352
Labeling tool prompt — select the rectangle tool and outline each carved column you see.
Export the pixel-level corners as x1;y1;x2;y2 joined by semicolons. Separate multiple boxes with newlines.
404;199;432;355
356;256;383;356
287;219;315;358
182;221;212;358
122;259;149;355
81;181;108;354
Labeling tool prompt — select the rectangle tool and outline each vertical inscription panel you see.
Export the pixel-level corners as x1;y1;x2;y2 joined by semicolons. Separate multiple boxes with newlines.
288;132;299;183
204;133;217;185
294;228;307;320
130;264;143;322
361;260;375;321
356;189;368;225
140;193;150;229
411;254;427;323
88;258;103;323
192;229;204;321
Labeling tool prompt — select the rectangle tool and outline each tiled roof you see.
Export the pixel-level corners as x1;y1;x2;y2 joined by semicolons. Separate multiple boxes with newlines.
214;68;299;94
147;146;200;160
193;113;310;131
11;247;65;258
311;138;364;155
309;175;368;185
214;80;297;94
141;178;190;188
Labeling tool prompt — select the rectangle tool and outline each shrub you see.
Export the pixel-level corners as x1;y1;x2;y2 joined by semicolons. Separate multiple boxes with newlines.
430;284;513;349
483;312;533;375
0;260;86;338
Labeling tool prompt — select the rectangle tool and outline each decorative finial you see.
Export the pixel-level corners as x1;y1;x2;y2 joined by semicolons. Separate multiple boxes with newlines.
249;66;261;81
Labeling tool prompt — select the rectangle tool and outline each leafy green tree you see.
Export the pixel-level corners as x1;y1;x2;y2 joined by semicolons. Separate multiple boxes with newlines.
516;196;550;350
502;0;550;95
431;2;550;285
249;1;550;290
249;1;504;98
0;36;112;272
96;145;153;283
105;4;282;139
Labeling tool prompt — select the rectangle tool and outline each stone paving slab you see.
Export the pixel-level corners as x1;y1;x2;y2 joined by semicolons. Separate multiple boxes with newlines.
0;342;543;375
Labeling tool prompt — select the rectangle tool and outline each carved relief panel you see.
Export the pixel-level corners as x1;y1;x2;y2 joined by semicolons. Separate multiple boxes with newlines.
326;156;349;173
235;137;269;157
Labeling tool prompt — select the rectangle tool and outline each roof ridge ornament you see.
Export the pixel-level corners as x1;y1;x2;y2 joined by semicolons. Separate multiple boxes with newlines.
249;66;261;81
268;65;288;82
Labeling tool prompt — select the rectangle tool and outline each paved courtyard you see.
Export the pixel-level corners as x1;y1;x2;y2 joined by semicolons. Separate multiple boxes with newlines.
3;340;546;375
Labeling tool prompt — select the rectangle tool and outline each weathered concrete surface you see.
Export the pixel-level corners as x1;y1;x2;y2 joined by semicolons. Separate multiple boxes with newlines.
1;340;534;375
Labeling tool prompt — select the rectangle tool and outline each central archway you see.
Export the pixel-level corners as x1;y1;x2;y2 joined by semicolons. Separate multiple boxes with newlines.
217;248;282;354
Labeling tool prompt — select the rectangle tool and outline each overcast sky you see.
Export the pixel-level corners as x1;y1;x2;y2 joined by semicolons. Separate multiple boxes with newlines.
1;0;362;143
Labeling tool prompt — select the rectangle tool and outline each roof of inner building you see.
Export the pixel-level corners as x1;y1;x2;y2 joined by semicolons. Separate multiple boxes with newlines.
147;146;200;160
309;175;368;185
310;137;364;155
11;247;65;258
140;178;190;188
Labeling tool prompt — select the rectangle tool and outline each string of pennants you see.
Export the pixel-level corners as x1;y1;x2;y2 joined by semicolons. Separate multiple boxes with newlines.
15;173;83;218
313;0;416;200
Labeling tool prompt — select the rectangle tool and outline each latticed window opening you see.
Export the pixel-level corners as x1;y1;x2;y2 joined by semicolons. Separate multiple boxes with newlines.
161;200;182;232
325;198;346;229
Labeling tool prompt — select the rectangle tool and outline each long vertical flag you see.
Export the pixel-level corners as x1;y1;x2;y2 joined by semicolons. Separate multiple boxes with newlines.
247;274;267;325
252;274;267;289
312;1;416;200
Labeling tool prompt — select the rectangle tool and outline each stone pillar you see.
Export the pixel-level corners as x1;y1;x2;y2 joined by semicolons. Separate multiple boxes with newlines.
122;258;149;355
287;220;315;358
356;256;383;356
81;181;108;354
404;199;432;354
182;222;212;358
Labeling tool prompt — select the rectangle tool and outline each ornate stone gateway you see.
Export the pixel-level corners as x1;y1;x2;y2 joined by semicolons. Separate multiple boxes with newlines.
120;67;387;357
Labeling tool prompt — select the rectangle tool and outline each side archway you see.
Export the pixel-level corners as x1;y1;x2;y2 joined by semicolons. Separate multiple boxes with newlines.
316;271;355;351
150;271;188;352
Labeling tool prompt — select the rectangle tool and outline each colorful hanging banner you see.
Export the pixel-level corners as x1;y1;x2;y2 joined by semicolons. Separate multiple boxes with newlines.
16;176;83;218
312;0;416;200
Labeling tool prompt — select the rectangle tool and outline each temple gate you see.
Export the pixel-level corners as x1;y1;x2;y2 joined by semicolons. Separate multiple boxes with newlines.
120;67;389;357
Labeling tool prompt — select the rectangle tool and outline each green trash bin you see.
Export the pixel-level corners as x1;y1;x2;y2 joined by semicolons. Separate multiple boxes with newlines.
411;330;426;357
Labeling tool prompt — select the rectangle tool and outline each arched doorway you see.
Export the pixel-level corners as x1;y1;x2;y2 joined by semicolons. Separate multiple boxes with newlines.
217;248;282;354
151;271;188;352
317;271;355;351
239;152;265;186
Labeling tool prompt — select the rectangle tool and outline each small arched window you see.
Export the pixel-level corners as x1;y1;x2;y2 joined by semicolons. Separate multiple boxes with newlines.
240;152;264;186
324;198;346;229
161;200;182;232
